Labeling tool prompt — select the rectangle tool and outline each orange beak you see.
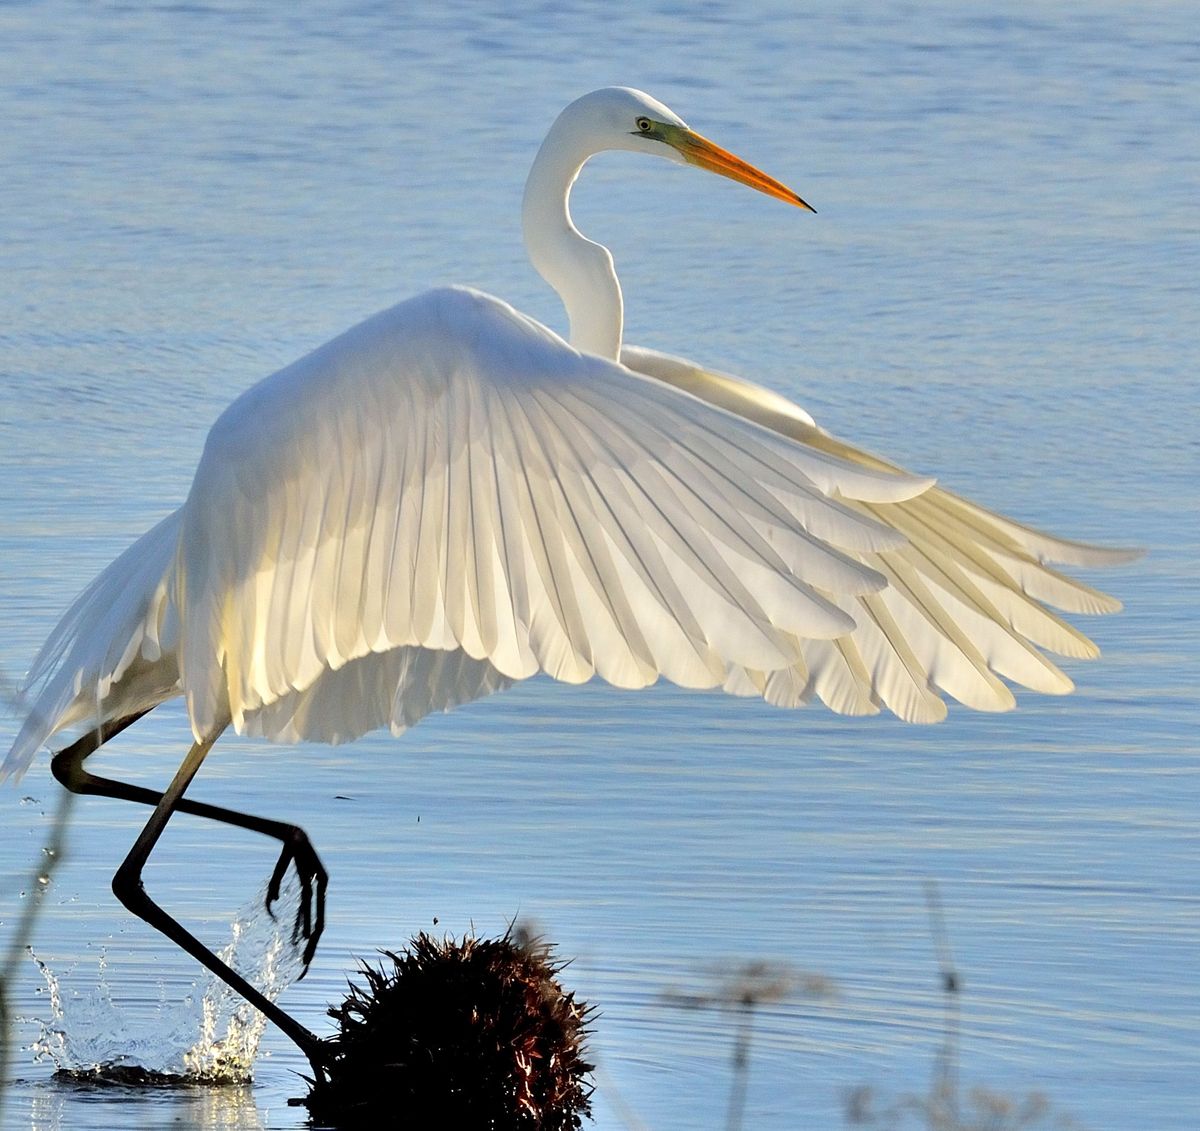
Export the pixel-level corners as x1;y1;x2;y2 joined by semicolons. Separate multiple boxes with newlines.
671;126;815;212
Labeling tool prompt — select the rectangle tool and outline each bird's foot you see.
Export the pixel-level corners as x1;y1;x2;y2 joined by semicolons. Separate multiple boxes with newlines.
299;1033;338;1086
265;826;328;976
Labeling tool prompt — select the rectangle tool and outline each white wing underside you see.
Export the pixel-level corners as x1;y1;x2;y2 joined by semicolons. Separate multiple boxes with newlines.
2;287;1135;779
622;345;1137;722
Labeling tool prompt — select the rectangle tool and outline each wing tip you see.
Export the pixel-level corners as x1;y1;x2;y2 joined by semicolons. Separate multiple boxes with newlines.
0;742;36;785
1042;544;1145;570
1;704;53;784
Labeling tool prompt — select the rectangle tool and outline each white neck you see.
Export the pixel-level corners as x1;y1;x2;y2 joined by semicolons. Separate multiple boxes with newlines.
522;115;624;359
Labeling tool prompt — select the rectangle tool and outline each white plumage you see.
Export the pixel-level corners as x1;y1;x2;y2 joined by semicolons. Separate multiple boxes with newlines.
3;87;1133;782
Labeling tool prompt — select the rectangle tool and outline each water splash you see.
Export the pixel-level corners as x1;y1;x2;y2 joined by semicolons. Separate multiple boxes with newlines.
183;876;308;1081
22;874;307;1085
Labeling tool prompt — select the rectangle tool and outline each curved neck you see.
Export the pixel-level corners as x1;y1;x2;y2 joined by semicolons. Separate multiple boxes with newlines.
522;119;624;359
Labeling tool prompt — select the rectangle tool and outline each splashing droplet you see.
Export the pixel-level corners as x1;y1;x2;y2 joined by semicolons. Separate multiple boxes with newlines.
22;874;309;1083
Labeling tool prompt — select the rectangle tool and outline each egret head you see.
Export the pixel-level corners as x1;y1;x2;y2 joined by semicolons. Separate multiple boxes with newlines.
566;86;814;212
525;87;814;357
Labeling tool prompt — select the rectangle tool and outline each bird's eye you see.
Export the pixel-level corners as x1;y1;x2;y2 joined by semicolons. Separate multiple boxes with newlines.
635;117;653;133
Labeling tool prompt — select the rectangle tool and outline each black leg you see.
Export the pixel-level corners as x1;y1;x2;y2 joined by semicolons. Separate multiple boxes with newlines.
109;734;333;1082
51;720;327;970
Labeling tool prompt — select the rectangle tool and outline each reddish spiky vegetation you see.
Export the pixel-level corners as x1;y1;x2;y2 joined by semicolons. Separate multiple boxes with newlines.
304;930;593;1128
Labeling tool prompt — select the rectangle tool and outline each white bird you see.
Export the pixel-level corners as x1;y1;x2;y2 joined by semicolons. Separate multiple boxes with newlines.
2;87;1134;1077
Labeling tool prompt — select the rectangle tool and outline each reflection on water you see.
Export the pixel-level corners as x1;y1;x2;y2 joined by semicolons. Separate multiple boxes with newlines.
1;1;1196;1129
25;1079;265;1131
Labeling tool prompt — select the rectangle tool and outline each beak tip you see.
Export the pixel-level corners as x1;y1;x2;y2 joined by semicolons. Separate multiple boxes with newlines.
680;128;815;216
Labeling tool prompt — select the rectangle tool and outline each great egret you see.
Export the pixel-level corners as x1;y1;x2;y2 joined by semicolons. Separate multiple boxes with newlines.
3;87;1133;1077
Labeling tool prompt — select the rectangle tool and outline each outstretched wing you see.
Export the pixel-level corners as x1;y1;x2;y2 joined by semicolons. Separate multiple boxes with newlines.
623;344;1138;722
3;289;1136;780
178;286;930;740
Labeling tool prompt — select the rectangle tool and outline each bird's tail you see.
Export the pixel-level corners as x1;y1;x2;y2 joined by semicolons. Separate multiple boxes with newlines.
2;511;185;782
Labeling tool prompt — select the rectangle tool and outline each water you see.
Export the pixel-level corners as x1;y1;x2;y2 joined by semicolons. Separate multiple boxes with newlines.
1;1;1196;1127
24;871;307;1085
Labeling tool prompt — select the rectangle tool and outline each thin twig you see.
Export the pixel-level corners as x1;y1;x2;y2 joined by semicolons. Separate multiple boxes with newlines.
0;786;75;1121
923;878;961;1127
724;994;755;1131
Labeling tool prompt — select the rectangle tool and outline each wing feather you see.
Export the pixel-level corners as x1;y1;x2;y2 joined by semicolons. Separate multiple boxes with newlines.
178;287;936;736
622;344;1135;722
538;413;726;687
524;393;659;684
803;637;880;717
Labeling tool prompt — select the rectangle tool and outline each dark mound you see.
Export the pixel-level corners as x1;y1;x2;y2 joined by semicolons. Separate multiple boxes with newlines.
303;929;593;1128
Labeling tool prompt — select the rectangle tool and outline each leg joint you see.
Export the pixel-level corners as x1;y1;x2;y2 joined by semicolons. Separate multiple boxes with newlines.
112;860;155;917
